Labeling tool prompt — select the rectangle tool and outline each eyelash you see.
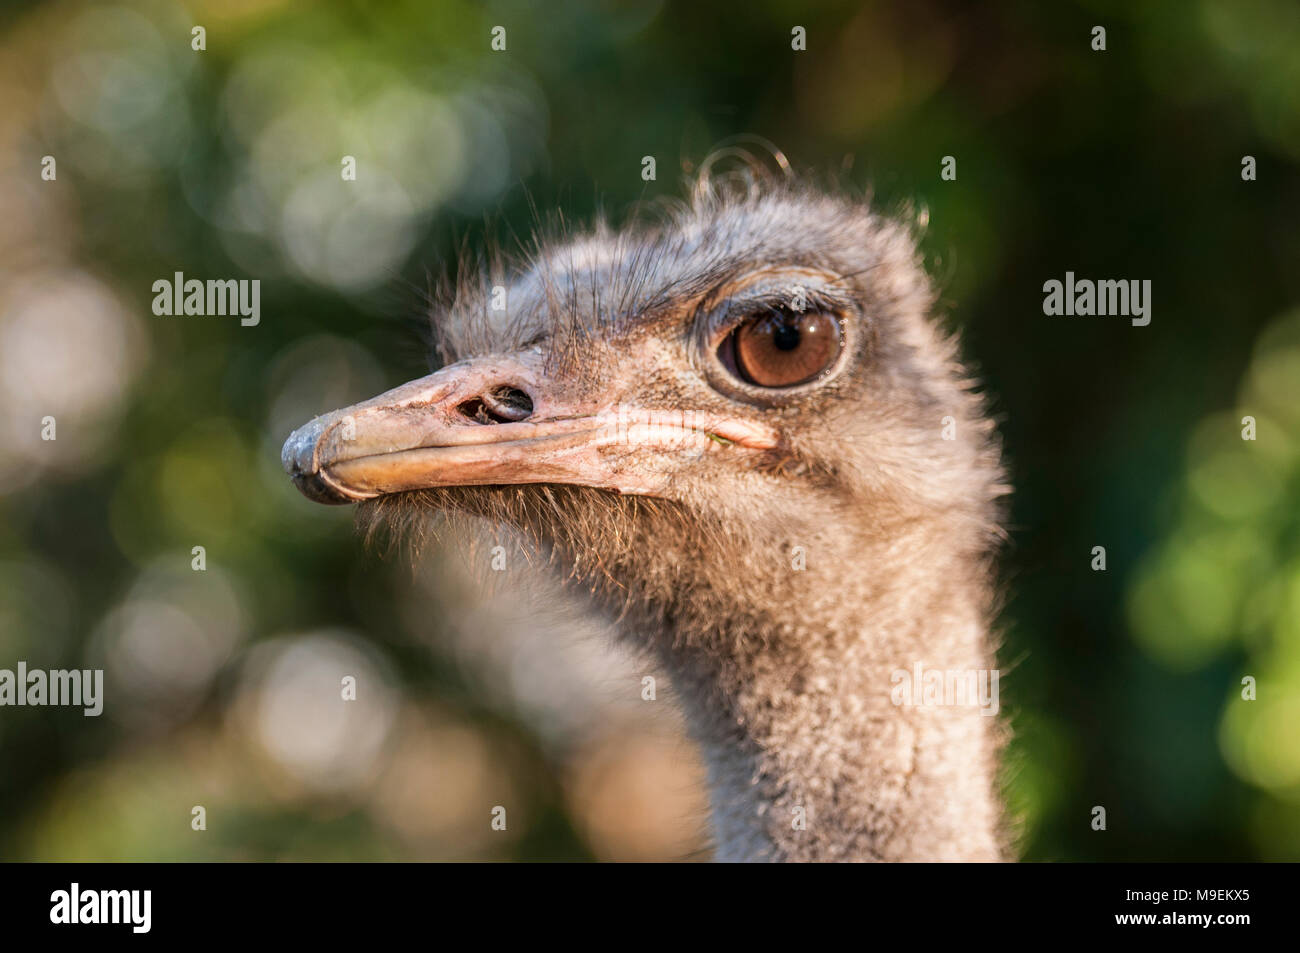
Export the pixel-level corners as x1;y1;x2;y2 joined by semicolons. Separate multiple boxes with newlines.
706;290;845;340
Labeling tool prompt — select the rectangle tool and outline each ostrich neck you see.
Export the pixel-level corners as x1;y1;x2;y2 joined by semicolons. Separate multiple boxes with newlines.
620;525;1004;862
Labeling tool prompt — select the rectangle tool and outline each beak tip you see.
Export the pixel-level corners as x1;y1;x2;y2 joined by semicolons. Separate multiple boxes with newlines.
279;434;299;475
282;420;353;505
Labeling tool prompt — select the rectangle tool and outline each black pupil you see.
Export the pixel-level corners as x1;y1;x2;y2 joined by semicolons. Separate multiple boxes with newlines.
772;321;801;351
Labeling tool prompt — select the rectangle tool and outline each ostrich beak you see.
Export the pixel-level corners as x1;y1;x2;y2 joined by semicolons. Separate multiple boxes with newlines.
281;353;777;504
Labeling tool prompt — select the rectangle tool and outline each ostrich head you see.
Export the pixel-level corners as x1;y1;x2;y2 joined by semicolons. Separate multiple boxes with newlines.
282;170;1008;861
284;176;1002;624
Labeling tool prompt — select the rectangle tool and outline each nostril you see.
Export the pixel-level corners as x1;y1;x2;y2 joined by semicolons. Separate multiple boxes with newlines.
457;385;534;424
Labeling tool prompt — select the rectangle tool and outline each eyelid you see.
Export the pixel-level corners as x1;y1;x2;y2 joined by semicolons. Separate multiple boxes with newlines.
705;288;847;342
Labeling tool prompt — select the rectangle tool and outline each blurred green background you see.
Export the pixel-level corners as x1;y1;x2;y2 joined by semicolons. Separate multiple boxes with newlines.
0;0;1298;861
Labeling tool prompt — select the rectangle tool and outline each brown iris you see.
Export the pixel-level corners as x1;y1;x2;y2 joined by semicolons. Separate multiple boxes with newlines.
722;311;842;388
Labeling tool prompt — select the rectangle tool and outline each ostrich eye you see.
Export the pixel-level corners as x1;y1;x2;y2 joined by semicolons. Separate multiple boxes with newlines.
721;310;842;388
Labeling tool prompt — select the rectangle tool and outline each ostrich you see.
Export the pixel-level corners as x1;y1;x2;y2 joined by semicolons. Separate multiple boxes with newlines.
282;167;1010;862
